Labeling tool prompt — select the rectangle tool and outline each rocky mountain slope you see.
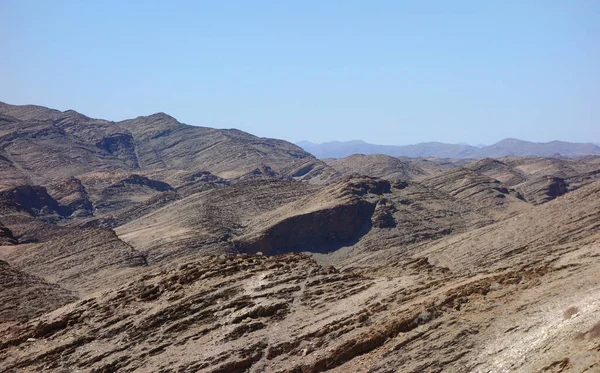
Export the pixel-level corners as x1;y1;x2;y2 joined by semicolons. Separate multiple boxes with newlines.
2;196;599;372
115;179;321;263
0;227;147;294
419;168;530;219
326;154;600;207
0;260;76;324
1;102;599;372
0;102;338;190
324;154;426;180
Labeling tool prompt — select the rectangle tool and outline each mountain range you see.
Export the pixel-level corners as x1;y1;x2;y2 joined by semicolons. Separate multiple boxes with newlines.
0;101;337;189
297;139;600;159
1;102;600;372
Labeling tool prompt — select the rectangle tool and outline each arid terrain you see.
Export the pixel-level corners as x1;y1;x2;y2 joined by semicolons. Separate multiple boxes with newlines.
1;102;599;372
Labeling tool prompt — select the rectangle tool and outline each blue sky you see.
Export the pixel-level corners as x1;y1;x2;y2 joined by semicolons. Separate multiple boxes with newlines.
1;1;598;145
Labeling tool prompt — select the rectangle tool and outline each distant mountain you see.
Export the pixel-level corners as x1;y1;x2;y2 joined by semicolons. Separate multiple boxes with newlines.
297;139;600;159
297;140;478;159
476;138;600;158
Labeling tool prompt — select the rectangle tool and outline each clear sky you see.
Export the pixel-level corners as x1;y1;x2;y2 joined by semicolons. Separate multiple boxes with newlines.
1;1;598;145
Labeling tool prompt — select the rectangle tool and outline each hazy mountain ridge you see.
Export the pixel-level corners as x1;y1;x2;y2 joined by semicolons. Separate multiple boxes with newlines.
298;138;600;159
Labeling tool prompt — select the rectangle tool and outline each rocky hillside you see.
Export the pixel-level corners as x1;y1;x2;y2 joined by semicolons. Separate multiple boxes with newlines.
3;222;599;372
0;223;16;246
0;260;76;324
1;102;600;372
328;154;600;207
325;154;426;180
0;227;147;294
0;102;338;190
419;168;529;215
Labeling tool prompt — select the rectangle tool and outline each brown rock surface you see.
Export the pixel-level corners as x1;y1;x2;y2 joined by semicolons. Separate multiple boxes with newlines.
0;260;76;324
2;242;599;372
420;168;530;220
0;228;147;294
1;102;600;372
325;154;426;180
115;179;321;263
0;223;17;245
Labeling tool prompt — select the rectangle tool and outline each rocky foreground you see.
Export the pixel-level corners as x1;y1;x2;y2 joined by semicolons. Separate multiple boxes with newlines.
2;242;599;373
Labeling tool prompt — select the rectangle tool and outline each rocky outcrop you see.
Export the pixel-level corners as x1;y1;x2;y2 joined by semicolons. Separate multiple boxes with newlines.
371;198;397;228
104;174;173;193
237;200;376;254
93;175;175;214
235;178;391;254
173;170;230;196
46;178;93;217
115;179;322;263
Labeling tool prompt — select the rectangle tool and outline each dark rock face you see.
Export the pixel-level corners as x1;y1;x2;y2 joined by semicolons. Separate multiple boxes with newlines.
234;178;390;255
392;180;409;189
0;185;61;218
238;200;376;255
0;223;17;245
95;133;139;168
105;174;174;193
546;177;568;198
344;177;391;196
